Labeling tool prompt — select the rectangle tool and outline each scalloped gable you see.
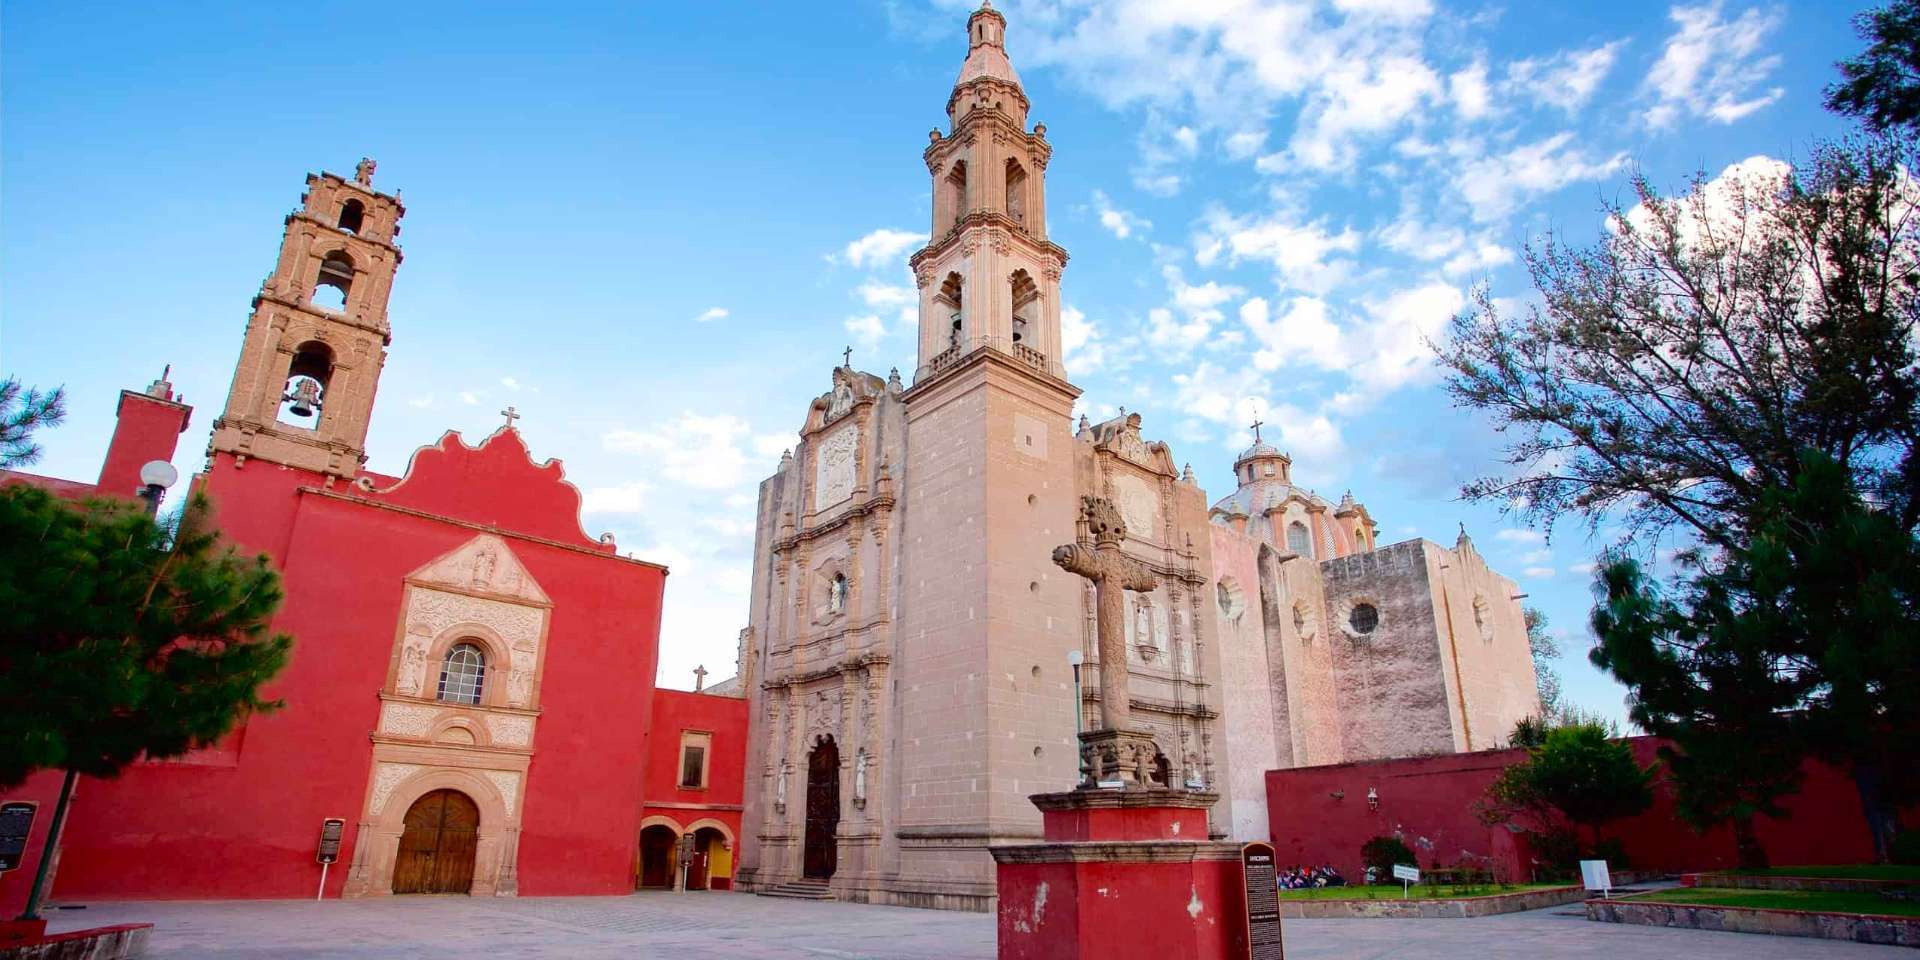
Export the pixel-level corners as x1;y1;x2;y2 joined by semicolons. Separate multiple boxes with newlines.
408;533;551;605
368;427;609;551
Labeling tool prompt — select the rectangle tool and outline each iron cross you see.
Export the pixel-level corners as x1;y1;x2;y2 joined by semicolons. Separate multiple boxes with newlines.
843;345;853;367
1250;417;1264;443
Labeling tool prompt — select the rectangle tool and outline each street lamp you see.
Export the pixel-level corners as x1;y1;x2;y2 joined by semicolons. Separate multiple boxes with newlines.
1066;649;1084;737
137;460;178;516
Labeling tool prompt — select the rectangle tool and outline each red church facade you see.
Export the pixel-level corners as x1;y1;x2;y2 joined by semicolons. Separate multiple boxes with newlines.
1;162;746;913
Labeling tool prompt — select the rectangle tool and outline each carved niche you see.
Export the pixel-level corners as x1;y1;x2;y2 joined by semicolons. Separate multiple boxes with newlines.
1112;473;1159;542
814;424;859;510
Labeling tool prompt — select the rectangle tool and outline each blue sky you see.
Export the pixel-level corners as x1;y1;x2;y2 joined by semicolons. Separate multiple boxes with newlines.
2;1;1872;721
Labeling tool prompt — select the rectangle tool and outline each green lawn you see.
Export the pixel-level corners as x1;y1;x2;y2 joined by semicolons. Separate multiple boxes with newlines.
1623;887;1920;917
1726;864;1920;883
1274;883;1571;901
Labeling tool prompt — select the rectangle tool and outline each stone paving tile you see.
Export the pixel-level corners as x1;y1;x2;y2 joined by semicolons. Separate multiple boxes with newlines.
43;892;1915;959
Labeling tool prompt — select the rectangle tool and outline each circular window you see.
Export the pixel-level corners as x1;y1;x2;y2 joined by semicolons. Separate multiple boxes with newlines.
1348;602;1380;636
1215;578;1246;621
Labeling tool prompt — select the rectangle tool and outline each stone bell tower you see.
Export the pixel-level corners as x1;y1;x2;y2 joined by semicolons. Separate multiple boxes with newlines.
910;0;1067;376
888;1;1087;908
208;158;403;481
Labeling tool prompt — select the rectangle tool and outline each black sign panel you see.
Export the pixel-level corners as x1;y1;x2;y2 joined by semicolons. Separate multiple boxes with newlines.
0;802;37;872
1241;841;1285;960
316;818;346;864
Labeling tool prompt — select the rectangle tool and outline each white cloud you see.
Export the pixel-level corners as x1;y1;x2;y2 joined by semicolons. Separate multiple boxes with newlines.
1568;561;1600;575
1644;3;1784;128
1241;296;1343;371
583;481;650;515
1224;130;1268;160
1349;280;1464;390
695;307;729;323
1194;207;1360;294
407;395;434;409
1092;189;1152;239
838;228;927;268
1289;54;1443;171
500;376;522;391
459;391;481;405
855;282;916;309
1449;61;1491;119
603;413;783;491
1456;132;1628;222
1496;528;1544;543
1521;548;1553;564
844;313;889;349
1061;304;1107;376
1148;268;1242;354
1508;41;1624;113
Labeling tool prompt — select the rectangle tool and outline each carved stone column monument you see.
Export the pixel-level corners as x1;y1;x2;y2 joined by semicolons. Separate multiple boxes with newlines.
989;497;1260;959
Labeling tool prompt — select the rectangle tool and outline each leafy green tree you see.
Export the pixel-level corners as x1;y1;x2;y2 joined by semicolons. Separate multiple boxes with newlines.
1436;137;1920;548
0;484;293;916
0;378;66;469
1590;453;1920;863
1482;724;1655;853
1524;607;1564;721
1828;0;1920;135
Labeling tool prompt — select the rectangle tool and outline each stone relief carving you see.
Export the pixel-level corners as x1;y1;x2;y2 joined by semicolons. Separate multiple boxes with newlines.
486;714;535;747
1111;473;1159;540
369;762;427;815
827;381;855;421
484;770;522;819
814;425;858;510
380;702;439;738
411;534;545;603
400;587;546;708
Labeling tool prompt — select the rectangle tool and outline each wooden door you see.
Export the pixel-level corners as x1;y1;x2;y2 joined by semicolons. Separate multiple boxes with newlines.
803;738;840;880
393;789;479;895
638;826;676;889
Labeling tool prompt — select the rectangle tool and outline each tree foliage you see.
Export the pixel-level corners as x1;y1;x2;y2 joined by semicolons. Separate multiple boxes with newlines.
1436;137;1920;547
1481;723;1655;850
0;484;293;787
0;377;66;470
1828;0;1920;135
1589;453;1920;863
1524;607;1564;721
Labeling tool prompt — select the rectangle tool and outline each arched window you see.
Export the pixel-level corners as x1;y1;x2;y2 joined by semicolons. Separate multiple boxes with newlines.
946;161;968;228
1286;521;1313;558
313;251;354;312
1010;269;1039;346
939;273;965;349
437;642;486;705
277;340;335;428
337;199;365;234
1004;159;1028;225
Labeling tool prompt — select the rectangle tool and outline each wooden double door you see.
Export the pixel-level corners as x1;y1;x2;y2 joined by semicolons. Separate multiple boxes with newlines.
394;789;479;894
803;737;840;880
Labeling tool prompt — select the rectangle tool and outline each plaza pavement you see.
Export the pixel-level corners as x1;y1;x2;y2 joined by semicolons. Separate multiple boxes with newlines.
44;890;1914;959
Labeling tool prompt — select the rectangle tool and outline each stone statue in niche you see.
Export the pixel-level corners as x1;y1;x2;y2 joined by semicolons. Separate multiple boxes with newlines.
470;546;497;590
775;759;789;812
853;749;869;805
397;641;428;695
827;381;854;421
507;664;533;704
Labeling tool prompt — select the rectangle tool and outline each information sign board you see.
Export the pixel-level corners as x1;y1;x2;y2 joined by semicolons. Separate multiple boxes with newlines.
1579;859;1612;897
1240;841;1285;960
316;818;346;865
1391;863;1419;883
0;802;36;872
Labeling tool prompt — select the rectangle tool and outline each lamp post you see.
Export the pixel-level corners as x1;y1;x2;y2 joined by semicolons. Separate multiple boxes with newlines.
136;460;178;517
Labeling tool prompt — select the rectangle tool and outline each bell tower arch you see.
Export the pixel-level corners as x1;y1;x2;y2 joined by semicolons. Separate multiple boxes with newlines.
909;2;1068;384
208;158;404;481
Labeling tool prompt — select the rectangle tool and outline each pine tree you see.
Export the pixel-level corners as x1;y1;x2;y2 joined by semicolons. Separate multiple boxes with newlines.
0;378;66;470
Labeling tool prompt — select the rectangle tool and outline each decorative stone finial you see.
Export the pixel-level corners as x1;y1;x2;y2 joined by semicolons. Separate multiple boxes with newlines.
1181;462;1194;483
887;367;903;393
355;157;376;186
147;365;175;401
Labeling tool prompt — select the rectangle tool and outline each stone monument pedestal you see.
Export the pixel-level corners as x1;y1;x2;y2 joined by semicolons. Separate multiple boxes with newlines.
989;788;1251;960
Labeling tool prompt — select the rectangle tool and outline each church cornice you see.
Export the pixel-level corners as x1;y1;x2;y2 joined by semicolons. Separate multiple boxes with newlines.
773;491;894;553
910;211;1067;272
252;291;394;341
899;335;1079;406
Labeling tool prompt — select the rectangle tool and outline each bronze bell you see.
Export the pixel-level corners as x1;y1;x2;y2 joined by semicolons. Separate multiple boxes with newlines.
285;377;323;418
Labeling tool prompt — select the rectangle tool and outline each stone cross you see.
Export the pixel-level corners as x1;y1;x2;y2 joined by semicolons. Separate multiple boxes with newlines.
501;406;521;429
693;664;708;692
1053;496;1159;735
843;345;853;367
1250;417;1264;443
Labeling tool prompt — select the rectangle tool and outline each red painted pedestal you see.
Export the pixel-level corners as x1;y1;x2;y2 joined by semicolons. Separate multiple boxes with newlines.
990;789;1251;960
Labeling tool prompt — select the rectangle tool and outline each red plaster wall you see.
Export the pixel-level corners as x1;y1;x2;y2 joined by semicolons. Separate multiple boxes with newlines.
640;690;748;842
94;392;190;500
1;420;669;911
1265;737;1911;882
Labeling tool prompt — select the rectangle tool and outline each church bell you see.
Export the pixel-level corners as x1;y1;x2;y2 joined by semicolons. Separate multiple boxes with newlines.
284;377;323;418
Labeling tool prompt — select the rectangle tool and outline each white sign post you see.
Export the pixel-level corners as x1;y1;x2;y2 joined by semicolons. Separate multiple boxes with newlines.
1392;863;1420;899
1579;859;1613;899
